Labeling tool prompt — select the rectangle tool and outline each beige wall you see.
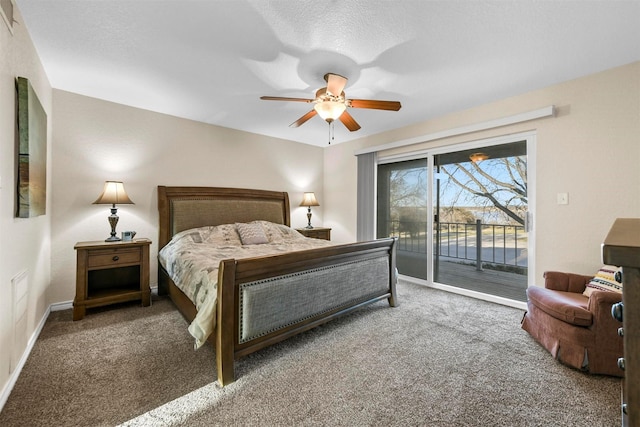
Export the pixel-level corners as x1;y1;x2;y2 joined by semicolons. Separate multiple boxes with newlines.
324;61;640;281
0;7;52;399
2;0;638;405
50;91;324;304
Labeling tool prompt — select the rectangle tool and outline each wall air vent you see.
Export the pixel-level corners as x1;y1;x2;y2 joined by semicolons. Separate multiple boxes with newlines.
11;270;28;373
1;0;14;34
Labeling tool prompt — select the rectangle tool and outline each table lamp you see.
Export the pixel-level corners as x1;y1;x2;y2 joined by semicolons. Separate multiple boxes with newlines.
93;181;134;242
300;192;320;229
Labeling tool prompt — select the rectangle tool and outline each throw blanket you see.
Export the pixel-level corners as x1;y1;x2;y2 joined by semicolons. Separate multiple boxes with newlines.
158;221;332;348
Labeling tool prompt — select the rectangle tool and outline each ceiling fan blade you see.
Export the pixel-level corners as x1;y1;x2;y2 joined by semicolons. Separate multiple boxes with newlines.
260;96;314;103
348;99;402;111
325;73;347;97
289;110;317;128
339;110;361;132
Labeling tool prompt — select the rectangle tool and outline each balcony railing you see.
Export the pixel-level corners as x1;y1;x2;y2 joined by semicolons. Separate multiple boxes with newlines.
385;219;527;272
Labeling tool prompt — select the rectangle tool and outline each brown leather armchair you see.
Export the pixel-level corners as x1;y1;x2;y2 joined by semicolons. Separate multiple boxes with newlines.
521;271;623;377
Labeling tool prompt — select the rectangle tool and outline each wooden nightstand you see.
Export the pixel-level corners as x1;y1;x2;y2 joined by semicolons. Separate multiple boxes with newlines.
73;238;151;320
296;227;331;241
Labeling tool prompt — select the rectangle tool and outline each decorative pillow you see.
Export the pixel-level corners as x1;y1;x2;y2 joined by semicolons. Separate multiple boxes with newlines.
583;265;622;297
200;224;242;246
257;220;305;243
236;222;269;245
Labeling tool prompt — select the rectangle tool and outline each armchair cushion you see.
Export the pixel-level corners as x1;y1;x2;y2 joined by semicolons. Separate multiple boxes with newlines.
542;271;591;293
526;286;592;326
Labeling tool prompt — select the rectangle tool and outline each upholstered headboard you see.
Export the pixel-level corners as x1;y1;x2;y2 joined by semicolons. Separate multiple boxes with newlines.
157;186;291;248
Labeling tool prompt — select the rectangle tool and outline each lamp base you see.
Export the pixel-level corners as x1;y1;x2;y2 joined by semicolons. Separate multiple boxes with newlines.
106;206;121;242
306;208;314;229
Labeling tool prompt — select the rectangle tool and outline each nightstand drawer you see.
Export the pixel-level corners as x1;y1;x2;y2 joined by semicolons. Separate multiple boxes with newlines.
303;230;327;239
296;227;331;241
87;249;141;268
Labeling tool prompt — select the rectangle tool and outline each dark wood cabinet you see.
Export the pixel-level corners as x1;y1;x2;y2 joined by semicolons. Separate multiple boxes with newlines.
73;238;151;320
296;227;331;241
602;218;640;427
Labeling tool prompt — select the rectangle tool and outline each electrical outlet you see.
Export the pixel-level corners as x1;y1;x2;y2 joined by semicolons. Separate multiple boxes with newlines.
557;192;569;205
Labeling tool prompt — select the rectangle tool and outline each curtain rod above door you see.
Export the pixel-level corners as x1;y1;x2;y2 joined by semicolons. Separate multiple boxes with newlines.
354;105;555;156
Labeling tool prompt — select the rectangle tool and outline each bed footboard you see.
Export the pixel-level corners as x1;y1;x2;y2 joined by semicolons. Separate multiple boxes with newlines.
216;237;397;386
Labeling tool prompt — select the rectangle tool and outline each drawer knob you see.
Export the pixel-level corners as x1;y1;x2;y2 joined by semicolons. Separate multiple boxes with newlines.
622;404;628;415
617;357;625;371
618;327;624;337
112;255;120;261
611;302;624;322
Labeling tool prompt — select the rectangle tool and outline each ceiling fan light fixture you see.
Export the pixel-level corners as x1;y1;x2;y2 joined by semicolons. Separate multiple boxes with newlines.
314;101;346;122
261;72;400;132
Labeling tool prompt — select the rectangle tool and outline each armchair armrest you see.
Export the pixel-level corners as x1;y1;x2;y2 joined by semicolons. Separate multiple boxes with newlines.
587;290;623;346
543;271;592;293
587;290;622;314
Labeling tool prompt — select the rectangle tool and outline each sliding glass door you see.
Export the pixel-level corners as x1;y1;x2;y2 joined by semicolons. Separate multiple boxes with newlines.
377;158;429;280
376;137;531;302
433;141;528;301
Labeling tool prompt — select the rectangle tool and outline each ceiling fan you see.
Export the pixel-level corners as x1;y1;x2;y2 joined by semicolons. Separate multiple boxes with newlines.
260;73;401;132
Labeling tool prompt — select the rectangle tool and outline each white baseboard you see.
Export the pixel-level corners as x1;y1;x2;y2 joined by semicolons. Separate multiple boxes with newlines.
0;303;51;411
50;300;73;311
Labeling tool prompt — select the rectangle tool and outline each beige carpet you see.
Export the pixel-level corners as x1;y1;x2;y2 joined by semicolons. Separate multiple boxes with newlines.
0;281;621;426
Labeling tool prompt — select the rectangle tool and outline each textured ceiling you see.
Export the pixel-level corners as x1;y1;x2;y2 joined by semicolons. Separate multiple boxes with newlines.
15;0;640;147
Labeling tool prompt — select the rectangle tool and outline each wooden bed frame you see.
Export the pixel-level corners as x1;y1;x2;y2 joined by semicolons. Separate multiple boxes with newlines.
157;186;398;386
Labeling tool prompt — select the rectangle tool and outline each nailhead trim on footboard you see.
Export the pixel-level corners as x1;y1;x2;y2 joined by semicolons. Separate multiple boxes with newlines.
239;256;390;343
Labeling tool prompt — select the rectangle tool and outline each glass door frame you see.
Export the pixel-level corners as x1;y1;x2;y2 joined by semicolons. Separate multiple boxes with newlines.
376;131;536;308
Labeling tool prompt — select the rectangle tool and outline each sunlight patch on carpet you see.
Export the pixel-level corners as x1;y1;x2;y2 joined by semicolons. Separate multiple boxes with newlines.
119;381;234;426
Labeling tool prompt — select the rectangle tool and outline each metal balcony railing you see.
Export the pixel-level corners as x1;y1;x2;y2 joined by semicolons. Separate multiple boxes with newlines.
384;219;527;272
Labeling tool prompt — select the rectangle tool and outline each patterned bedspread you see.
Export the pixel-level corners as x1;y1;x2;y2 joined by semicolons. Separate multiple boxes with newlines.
158;221;332;348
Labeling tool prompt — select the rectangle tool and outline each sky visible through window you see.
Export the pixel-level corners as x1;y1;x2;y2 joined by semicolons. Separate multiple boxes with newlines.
391;155;527;224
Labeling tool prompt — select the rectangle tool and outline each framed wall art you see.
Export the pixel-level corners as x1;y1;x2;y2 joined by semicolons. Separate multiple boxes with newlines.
16;76;47;218
0;0;14;34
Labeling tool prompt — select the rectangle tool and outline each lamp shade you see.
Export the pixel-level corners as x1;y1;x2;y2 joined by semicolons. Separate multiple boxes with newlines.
93;181;134;205
300;192;319;207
